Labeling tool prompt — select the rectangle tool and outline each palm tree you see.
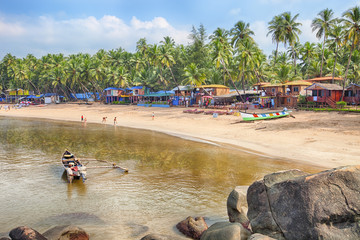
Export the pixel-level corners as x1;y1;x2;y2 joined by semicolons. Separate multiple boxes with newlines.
341;6;360;100
300;42;316;79
311;8;336;77
281;12;302;74
328;23;344;83
230;21;254;48
183;63;206;86
267;15;285;66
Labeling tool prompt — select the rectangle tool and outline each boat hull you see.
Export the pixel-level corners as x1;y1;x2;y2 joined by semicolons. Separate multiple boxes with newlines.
240;111;290;121
61;150;87;183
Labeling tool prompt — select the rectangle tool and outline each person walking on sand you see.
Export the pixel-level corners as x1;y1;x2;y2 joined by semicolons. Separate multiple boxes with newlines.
81;115;83;122
152;112;155;120
102;117;107;123
114;117;117;125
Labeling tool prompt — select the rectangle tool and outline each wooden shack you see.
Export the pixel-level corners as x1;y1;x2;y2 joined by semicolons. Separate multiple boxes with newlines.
305;83;343;107
344;84;360;105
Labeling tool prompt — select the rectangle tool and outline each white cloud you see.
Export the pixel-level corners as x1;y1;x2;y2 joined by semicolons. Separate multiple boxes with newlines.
0;15;190;58
0;18;25;36
229;8;241;16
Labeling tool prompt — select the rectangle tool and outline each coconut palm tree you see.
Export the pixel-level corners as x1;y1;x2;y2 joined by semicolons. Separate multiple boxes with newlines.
182;63;206;87
281;12;302;74
341;6;360;100
230;21;254;48
328;23;344;83
267;15;285;66
300;42;316;79
312;8;336;77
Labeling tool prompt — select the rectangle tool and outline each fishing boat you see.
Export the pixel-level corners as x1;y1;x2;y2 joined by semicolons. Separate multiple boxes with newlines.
61;150;87;183
240;110;291;121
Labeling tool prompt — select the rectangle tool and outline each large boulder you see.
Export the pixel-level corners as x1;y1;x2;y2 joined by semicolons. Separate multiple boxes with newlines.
176;216;208;239
42;225;89;240
9;226;47;240
247;166;360;240
200;222;251;240
227;186;250;229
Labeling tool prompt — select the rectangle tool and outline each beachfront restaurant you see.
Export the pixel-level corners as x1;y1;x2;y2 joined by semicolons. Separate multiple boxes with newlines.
5;89;31;103
104;87;132;104
130;86;149;103
171;85;194;106
137;90;175;107
305;83;343;107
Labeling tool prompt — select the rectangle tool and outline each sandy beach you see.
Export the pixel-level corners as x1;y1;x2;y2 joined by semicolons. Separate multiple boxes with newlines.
1;103;359;169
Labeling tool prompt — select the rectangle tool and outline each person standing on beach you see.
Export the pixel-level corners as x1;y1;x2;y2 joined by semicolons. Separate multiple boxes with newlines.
81;115;83;122
102;117;107;123
114;117;117;125
152;112;155;120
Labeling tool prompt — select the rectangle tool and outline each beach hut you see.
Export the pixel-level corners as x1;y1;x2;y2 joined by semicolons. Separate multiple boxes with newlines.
278;80;312;107
305;83;343;107
344;84;360;105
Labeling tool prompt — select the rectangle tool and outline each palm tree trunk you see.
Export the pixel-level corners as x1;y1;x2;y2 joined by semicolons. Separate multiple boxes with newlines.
332;44;338;84
320;35;326;77
220;60;244;102
342;41;355;101
241;61;246;94
292;46;297;75
273;41;279;67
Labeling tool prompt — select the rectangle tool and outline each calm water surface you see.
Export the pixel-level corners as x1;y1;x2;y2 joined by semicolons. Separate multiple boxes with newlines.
0;117;324;239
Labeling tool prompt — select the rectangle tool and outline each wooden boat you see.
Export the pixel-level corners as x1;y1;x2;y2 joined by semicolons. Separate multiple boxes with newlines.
61;150;87;183
240;110;291;121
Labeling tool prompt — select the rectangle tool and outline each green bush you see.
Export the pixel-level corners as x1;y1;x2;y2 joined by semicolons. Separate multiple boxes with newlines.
336;101;347;106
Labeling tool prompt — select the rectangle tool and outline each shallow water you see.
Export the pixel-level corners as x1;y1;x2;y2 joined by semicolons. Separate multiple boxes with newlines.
0;117;324;239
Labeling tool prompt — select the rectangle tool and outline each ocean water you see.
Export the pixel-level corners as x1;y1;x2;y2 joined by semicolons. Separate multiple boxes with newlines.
0;117;324;239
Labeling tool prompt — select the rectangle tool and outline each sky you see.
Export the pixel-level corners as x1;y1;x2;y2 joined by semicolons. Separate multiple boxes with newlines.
0;0;359;59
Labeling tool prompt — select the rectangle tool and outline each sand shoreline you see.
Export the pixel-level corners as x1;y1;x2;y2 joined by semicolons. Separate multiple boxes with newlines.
1;103;359;169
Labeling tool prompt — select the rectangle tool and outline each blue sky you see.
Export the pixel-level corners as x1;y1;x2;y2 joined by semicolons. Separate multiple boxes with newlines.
0;0;359;58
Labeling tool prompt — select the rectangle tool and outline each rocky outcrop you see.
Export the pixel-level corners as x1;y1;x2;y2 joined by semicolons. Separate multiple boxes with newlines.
227;186;250;229
247;166;360;240
42;225;89;240
176;216;208;239
9;226;47;240
200;222;251;240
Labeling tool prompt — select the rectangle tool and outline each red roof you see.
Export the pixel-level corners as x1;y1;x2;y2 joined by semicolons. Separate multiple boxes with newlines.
307;77;343;82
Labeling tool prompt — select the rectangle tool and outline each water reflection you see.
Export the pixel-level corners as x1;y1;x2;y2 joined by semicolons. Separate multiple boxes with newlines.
0;117;325;239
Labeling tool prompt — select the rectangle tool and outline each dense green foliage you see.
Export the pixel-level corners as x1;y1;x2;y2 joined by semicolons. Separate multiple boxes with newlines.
2;6;360;100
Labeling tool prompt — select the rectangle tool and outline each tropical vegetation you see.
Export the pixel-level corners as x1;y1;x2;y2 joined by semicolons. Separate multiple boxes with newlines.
2;6;360;101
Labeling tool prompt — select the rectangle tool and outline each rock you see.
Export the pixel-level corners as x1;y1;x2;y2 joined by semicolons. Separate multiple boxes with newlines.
140;233;183;240
176;216;208;239
9;226;47;240
42;225;89;240
125;222;149;237
200;222;251;240
227;186;250;228
247;165;360;240
248;233;276;240
0;237;10;240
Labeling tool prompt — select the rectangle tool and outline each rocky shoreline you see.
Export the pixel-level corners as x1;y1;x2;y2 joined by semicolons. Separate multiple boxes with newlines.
2;165;359;240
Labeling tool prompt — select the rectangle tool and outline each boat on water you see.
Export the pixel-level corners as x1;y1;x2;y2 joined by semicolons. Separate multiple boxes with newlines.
240;110;291;121
61;150;87;183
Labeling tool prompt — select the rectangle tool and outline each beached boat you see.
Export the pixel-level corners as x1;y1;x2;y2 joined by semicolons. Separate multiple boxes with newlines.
240;110;291;121
61;150;87;183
